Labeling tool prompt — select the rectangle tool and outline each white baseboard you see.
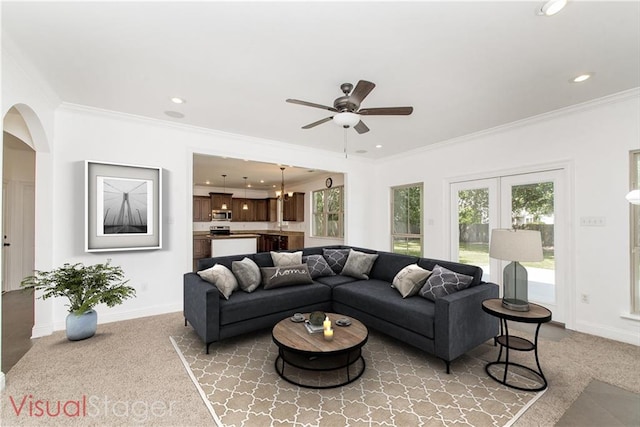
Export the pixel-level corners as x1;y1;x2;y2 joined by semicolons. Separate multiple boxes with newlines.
0;371;5;391
31;303;183;336
575;320;640;346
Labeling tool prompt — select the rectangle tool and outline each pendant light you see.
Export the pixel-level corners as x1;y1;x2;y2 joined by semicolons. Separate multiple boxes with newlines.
242;177;249;210
221;174;228;210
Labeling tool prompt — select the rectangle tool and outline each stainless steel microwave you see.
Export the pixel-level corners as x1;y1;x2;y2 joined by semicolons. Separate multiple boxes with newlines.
211;210;232;221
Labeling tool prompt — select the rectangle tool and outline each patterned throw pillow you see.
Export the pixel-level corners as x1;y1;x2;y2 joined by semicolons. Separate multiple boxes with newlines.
197;264;238;300
261;264;314;290
419;264;473;301
303;254;336;279
232;257;261;293
322;248;351;273
392;264;432;298
341;249;379;280
271;251;303;267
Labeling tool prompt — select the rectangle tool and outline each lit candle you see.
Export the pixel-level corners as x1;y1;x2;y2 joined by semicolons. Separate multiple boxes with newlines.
323;315;331;331
324;328;334;341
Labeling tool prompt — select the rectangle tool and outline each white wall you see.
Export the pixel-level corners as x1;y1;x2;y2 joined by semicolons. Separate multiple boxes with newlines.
48;104;371;331
372;90;640;345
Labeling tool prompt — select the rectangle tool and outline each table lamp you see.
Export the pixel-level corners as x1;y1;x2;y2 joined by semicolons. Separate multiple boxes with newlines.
489;229;543;312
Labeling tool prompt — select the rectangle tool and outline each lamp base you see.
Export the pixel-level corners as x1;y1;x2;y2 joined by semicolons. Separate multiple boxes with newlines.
502;298;530;312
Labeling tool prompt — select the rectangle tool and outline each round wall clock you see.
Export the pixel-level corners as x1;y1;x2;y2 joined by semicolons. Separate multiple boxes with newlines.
325;177;333;188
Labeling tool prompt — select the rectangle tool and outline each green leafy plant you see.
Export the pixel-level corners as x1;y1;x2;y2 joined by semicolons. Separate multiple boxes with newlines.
20;261;136;314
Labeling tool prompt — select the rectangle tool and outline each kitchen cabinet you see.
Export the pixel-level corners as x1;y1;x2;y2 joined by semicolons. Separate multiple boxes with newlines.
193;235;211;270
254;199;268;222
283;192;305;222
232;198;256;222
267;198;278;222
209;192;233;211
193;196;211;222
257;233;304;251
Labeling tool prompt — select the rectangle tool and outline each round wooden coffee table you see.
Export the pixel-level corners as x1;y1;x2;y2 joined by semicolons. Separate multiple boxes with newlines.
272;313;368;389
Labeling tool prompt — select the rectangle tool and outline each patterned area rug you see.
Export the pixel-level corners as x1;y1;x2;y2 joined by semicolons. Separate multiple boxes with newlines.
171;329;545;427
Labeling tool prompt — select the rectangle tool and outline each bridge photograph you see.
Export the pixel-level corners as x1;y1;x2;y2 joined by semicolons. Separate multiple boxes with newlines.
98;177;151;235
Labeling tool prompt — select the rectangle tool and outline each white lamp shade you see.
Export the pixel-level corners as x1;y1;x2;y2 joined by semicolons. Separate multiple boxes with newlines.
626;189;640;205
333;112;360;127
489;229;543;262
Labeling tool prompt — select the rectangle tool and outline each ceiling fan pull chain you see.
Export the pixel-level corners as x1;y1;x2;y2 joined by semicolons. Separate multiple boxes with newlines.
344;128;348;159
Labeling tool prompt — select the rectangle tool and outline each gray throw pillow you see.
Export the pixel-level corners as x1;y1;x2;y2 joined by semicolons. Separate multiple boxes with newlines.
261;264;314;290
232;257;261;293
197;264;238;300
392;264;432;298
303;254;336;279
271;251;303;267
322;248;351;273
419;264;473;301
341;249;379;280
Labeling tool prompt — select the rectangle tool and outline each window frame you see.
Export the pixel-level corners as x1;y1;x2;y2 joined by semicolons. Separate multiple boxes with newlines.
630;150;640;314
311;185;344;238
390;182;423;257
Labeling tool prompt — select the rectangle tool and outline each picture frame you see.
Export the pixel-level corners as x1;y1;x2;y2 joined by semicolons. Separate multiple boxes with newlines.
85;160;162;252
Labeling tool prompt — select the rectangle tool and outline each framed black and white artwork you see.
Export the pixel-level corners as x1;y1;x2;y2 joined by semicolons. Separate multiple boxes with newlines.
85;160;162;252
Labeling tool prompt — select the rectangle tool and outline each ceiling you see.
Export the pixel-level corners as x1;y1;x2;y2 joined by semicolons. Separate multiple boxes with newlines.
2;1;639;160
193;154;332;190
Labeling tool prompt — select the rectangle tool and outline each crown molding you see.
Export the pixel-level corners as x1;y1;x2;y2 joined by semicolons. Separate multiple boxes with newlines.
384;87;640;162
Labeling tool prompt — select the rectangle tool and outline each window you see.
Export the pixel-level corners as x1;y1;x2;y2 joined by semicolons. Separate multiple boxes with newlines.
312;186;344;238
391;183;423;256
631;150;640;313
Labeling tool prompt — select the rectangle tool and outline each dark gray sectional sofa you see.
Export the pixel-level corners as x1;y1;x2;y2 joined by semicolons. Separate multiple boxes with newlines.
183;245;499;373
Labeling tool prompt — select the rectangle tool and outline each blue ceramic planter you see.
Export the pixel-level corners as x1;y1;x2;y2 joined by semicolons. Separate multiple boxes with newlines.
66;309;97;341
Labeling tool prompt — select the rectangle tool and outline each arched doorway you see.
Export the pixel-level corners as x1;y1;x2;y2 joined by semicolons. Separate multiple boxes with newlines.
1;105;41;374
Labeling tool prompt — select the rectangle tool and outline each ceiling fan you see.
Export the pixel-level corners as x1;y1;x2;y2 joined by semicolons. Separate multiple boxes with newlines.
286;80;413;134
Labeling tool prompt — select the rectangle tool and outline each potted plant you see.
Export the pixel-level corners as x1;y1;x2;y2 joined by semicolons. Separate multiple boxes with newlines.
21;260;136;341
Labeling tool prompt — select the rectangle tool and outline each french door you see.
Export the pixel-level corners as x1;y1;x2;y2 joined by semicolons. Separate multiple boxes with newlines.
451;169;566;323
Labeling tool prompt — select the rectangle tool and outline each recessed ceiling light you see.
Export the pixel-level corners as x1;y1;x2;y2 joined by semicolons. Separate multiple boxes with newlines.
375;144;383;149
164;111;185;118
170;97;185;104
260;179;265;183
571;73;593;83
205;180;210;185
538;0;567;16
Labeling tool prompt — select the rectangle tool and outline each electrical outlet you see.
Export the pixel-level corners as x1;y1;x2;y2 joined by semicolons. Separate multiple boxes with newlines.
581;294;590;304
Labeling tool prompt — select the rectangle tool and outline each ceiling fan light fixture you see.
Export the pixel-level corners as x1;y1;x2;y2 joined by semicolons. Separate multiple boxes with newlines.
333;112;360;128
539;0;567;16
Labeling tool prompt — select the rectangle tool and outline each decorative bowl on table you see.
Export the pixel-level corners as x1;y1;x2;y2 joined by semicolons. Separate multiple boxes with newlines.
308;311;326;327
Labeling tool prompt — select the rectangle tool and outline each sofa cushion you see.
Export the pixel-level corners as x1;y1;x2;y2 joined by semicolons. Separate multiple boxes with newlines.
392;264;432;298
368;252;418;282
323;248;351;273
315;275;359;287
303;254;336;279
231;257;261;293
332;279;436;339
341;249;379;279
271;251;303;267
417;258;483;286
219;283;331;325
261;264;314;289
197;264;238;300
419;264;474;301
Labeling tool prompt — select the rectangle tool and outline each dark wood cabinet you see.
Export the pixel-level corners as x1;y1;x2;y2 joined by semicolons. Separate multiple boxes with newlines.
283;192;305;222
193;235;211;270
193;196;211;222
254;199;268;221
231;198;257;222
268;198;278;222
209;192;233;211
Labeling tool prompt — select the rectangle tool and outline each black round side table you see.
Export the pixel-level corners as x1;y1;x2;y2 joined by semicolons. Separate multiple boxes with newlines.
482;298;552;392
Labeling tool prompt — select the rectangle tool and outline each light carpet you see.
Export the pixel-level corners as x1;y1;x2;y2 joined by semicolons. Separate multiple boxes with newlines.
171;329;545;427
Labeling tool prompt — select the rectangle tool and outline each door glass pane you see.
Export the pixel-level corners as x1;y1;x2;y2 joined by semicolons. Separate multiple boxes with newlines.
457;189;490;278
393;237;421;257
511;182;555;304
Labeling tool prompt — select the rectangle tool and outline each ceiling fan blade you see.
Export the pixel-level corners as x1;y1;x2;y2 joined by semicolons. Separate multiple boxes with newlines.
286;98;338;112
354;120;370;134
358;106;414;116
302;116;333;129
349;80;376;104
